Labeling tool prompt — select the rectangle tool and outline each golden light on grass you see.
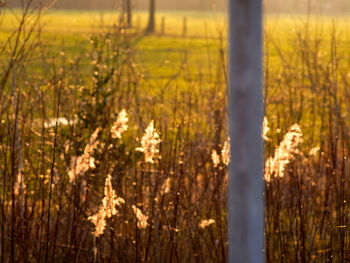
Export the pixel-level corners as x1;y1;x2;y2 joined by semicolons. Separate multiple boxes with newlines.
136;120;161;163
88;206;107;237
111;109;128;139
211;149;220;167
102;174;125;218
199;219;215;229
221;137;231;166
265;124;303;182
160;177;171;195
262;116;270;141
4;4;349;261
132;205;148;229
309;146;320;156
89;174;125;236
68;128;101;183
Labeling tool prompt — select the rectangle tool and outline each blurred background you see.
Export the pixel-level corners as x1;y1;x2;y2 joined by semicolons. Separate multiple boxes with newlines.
7;0;350;13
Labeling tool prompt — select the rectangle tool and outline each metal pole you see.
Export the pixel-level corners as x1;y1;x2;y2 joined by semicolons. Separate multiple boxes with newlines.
228;0;264;262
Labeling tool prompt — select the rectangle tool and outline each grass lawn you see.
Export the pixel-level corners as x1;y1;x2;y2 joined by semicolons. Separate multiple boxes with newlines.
1;10;350;78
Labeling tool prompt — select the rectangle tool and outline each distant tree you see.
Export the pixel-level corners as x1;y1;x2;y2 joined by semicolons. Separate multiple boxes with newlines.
126;0;132;27
146;0;155;33
121;0;132;27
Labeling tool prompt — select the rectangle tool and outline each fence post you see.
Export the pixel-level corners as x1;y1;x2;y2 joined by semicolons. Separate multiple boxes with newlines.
182;16;187;36
161;16;165;35
228;0;264;262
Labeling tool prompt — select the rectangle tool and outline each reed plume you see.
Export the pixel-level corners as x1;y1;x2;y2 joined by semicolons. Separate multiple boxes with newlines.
262;116;270;141
102;174;125;218
88;206;107;237
68;128;101;183
211;149;220;167
111;109;128;139
136;120;161;163
132;205;148;229
221;137;230;166
88;174;125;236
199;219;215;229
265;124;303;182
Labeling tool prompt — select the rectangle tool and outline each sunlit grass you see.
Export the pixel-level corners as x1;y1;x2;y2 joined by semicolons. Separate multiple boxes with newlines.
2;7;350;261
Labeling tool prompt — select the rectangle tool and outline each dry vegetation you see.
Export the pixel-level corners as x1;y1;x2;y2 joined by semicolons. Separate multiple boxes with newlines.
1;1;350;262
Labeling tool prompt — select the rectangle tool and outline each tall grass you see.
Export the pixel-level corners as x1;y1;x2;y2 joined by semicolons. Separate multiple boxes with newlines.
0;2;228;262
264;17;350;262
2;1;350;262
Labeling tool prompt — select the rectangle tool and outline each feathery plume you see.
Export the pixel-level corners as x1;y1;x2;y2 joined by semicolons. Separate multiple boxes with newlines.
88;174;125;237
132;205;148;229
88;206;107;237
221;137;231;166
68;128;101;183
136;120;161;163
199;219;215;229
102;174;125;218
262;116;270;141
160;178;171;195
309;146;320;156
211;149;220;167
111;109;128;139
265;124;303;182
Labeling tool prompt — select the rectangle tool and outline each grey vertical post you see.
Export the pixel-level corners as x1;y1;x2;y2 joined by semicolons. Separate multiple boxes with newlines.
161;17;165;35
228;0;264;263
182;16;187;36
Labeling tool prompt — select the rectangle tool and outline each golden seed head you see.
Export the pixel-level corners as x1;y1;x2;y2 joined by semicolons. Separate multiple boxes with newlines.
265;124;303;182
262;116;270;141
132;205;148;229
136;120;161;164
111;109;128;139
199;219;215;229
211;149;220;167
221;137;231;166
88;206;107;237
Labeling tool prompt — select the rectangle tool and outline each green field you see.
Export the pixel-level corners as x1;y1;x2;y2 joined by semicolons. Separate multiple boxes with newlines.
2;9;350;156
1;10;229;90
2;9;350;131
2;10;350;79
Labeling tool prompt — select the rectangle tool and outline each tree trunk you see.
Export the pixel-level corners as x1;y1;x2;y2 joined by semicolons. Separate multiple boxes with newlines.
126;0;132;28
146;0;155;33
228;0;264;262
